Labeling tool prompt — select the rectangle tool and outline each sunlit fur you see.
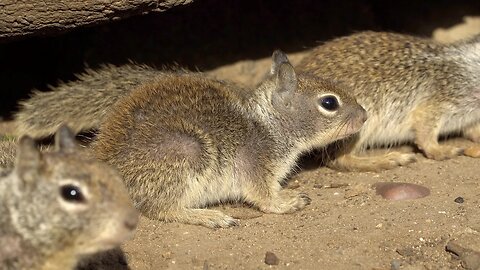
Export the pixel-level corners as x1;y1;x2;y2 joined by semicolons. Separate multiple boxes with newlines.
298;31;480;171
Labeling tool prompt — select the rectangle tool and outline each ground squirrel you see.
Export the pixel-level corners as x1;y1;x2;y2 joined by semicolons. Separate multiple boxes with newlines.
15;51;367;228
0;126;139;270
297;31;480;171
16;64;161;138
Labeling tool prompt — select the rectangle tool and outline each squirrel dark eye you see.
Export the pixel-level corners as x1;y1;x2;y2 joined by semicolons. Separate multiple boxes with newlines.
60;185;85;203
319;95;339;111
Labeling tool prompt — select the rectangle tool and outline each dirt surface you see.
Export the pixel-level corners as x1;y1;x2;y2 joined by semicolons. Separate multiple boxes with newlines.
2;122;480;270
121;147;480;270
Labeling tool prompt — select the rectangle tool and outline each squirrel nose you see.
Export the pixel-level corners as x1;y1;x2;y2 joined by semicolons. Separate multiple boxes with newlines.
123;209;140;231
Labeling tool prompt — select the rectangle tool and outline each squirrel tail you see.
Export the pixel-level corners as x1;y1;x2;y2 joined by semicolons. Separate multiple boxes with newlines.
15;64;160;139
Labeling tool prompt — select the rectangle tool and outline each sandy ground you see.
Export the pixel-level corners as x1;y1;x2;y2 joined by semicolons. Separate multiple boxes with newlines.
120;142;480;270
129;168;477;269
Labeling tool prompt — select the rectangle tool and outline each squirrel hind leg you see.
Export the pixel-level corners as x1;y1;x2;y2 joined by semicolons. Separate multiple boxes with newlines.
157;208;238;228
411;105;464;161
328;152;417;172
463;123;480;143
462;123;480;158
129;172;238;228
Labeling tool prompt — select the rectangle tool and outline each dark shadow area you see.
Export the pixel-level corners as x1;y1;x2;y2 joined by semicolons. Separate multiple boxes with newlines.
0;0;479;118
76;247;130;270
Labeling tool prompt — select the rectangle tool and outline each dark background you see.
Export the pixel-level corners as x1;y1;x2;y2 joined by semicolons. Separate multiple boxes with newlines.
1;0;480;118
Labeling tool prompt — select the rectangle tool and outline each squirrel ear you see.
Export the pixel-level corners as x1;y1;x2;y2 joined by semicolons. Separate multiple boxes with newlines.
275;62;297;92
271;50;297;104
270;50;291;75
15;136;41;183
55;125;78;153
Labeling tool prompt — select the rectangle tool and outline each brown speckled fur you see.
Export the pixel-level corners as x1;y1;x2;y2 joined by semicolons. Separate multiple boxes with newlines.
0;141;16;169
14;51;366;228
15;64;162;139
0;126;138;270
298;31;480;171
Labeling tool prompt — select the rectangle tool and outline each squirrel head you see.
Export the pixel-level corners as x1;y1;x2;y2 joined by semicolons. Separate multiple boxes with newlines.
8;125;139;257
256;50;367;150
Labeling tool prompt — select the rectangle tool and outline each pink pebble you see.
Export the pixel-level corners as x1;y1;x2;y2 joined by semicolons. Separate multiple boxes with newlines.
374;182;430;201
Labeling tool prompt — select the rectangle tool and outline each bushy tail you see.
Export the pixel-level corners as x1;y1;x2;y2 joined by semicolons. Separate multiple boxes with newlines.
15;64;161;138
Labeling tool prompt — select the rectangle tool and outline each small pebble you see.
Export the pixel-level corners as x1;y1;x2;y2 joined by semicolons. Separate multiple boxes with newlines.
454;197;464;204
264;251;279;265
374;182;430;201
390;259;401;270
326;183;349;188
396;247;415;257
287;182;300;190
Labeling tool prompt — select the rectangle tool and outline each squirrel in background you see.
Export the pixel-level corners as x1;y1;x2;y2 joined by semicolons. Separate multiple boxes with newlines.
0;126;139;270
15;51;367;228
297;31;480;171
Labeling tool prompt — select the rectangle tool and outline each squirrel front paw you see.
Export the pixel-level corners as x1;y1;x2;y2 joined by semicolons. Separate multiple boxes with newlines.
328;152;416;172
259;190;311;214
464;145;480;158
423;145;463;160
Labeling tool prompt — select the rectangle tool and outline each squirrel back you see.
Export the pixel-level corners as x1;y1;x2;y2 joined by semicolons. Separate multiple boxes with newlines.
15;64;161;139
298;31;480;149
296;31;480;170
0;126;139;270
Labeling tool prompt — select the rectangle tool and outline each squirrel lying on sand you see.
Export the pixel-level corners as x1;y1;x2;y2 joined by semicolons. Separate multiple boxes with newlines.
15;51;367;228
298;31;480;171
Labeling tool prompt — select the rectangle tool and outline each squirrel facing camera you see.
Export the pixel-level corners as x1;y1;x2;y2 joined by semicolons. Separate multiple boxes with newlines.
1;125;139;270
